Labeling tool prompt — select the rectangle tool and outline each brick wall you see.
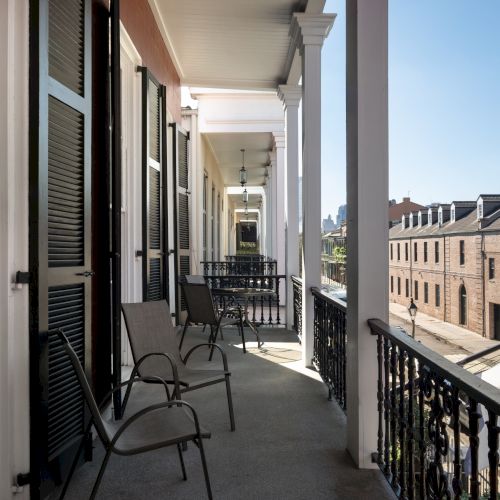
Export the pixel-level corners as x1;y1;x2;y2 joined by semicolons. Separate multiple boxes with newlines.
121;0;181;123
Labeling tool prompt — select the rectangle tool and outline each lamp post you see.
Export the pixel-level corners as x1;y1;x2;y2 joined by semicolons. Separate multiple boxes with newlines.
408;298;418;339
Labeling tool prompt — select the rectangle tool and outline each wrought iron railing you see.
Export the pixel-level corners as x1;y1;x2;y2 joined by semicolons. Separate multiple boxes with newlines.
224;255;270;262
204;274;285;326
368;318;500;500
311;287;347;410
202;260;277;276
291;276;302;339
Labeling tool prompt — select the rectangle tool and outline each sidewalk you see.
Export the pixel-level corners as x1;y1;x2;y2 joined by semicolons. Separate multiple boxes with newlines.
389;302;499;355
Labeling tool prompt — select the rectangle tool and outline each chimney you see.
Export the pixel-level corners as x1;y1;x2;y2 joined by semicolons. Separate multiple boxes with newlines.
403;197;410;203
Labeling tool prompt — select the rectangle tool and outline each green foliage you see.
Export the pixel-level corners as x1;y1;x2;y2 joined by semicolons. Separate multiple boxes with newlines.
333;246;346;263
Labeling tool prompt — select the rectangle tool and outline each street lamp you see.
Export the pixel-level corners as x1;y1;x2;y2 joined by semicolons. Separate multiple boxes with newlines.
408;298;418;339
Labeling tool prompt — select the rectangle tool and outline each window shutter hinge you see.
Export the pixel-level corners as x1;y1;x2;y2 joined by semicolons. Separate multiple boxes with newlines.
15;271;31;285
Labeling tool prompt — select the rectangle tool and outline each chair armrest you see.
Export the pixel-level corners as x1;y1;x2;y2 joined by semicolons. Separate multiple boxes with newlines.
131;352;181;399
110;399;203;448
182;343;228;371
99;375;171;411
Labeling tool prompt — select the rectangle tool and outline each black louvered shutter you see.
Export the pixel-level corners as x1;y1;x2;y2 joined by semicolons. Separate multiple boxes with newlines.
172;125;190;322
140;68;168;301
29;0;92;496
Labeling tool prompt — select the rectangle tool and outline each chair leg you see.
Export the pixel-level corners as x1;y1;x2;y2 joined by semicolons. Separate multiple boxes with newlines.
177;443;187;480
240;319;246;354
195;437;213;500
90;448;112;500
225;374;236;431
179;321;189;350
59;423;92;499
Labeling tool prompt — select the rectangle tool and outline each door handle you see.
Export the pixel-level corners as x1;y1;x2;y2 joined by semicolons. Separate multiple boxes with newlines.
75;271;95;278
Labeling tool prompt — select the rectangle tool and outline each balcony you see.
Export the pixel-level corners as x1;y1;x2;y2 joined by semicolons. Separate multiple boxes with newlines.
58;325;393;499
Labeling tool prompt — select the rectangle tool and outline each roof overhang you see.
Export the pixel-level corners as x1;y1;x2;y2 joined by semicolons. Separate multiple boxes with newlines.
148;0;325;90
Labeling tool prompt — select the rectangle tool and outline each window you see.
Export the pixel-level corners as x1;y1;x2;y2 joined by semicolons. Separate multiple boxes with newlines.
390;243;393;261
424;242;428;263
397;243;400;261
438;210;443;225
459;284;467;325
451;207;455;222
435;284;440;307
478;202;483;219
459;240;465;265
414;242;418;262
405;279;409;297
414;281;419;300
390;276;394;293
397;277;401;295
405;242;408;261
424;282;428;303
489;258;495;280
435;241;439;263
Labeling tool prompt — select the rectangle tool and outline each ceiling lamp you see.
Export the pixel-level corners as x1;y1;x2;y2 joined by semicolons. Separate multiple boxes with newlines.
239;149;247;186
242;188;249;204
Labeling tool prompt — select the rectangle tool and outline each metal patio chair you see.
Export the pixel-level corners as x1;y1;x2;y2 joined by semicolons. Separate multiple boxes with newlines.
52;329;213;500
179;281;245;356
122;300;236;431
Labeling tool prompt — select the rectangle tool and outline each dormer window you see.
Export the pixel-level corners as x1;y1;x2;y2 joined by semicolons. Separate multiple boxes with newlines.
402;215;406;229
451;207;455;222
428;209;433;227
409;214;413;228
418;213;422;227
478;201;483;219
438;209;443;226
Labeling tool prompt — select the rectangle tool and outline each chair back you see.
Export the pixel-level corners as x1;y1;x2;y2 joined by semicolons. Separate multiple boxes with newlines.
181;282;218;325
185;275;206;284
52;329;111;445
122;301;184;379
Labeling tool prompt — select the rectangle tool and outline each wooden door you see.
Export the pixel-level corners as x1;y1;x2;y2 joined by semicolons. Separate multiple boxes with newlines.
29;0;93;495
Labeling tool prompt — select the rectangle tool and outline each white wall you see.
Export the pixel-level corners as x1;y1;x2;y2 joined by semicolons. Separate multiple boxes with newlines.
0;0;30;497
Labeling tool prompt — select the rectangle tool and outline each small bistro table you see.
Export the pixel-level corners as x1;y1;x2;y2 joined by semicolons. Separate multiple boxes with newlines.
211;287;276;351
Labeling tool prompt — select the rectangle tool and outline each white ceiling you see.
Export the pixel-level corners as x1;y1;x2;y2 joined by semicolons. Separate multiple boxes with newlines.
229;192;263;210
205;132;273;187
149;0;325;89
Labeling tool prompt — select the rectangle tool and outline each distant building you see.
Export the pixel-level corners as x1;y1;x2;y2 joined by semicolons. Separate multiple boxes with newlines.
389;194;500;339
336;204;347;226
388;197;426;227
322;214;336;233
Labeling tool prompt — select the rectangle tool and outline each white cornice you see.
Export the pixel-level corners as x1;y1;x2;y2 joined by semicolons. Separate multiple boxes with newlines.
277;84;302;108
290;13;336;51
148;0;184;80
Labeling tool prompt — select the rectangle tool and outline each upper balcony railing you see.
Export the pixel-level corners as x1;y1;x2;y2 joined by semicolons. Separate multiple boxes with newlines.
292;277;500;499
202;259;277;276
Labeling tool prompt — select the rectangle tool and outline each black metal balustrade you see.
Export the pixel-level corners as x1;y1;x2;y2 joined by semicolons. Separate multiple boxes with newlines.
202;260;277;276
224;254;269;262
311;287;347;410
369;318;500;500
291;276;302;339
204;274;285;326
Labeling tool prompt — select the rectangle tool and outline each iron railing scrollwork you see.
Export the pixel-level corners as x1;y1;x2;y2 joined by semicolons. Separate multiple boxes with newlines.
201;260;277;276
311;287;347;410
368;318;500;500
204;274;285;326
291;276;302;339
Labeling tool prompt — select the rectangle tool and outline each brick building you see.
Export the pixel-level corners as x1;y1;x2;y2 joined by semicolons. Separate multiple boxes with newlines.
388;196;426;227
389;195;500;339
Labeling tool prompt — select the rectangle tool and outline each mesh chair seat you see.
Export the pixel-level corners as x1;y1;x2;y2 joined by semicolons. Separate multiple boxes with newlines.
122;300;236;432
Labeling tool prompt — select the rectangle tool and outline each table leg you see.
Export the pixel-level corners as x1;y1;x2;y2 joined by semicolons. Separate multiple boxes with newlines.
243;297;262;348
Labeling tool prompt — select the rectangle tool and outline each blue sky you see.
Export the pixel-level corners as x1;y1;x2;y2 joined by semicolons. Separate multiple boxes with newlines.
321;0;500;220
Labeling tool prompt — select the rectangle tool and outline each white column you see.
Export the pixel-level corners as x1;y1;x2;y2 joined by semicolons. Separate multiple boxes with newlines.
278;84;302;328
346;0;388;468
270;152;277;260
273;132;286;303
291;13;334;366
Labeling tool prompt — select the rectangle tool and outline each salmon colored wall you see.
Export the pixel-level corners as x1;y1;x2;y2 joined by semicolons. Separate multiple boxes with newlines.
121;0;181;123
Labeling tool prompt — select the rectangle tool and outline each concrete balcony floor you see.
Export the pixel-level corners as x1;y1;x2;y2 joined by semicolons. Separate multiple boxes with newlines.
58;327;394;499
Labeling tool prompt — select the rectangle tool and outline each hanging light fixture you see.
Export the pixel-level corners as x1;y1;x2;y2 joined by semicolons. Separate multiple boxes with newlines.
239;149;247;186
242;188;249;204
